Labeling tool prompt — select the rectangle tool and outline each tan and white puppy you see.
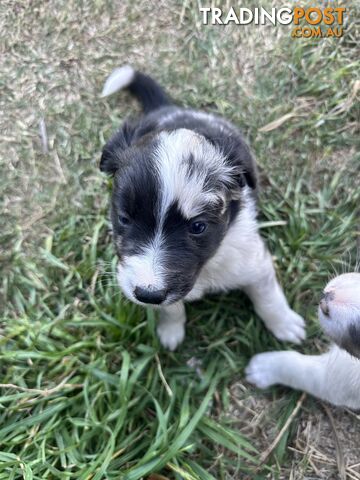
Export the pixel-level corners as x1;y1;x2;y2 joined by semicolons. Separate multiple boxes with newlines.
246;273;360;409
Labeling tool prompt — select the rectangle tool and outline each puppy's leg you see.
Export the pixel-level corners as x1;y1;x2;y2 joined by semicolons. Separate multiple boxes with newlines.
245;347;360;409
244;254;305;344
246;351;327;393
157;301;186;351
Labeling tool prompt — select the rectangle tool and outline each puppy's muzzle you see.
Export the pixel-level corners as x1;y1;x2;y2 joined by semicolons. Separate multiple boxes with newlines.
134;286;167;305
319;291;334;316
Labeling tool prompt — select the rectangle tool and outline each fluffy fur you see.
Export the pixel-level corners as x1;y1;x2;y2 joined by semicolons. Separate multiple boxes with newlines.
246;272;360;409
100;65;305;350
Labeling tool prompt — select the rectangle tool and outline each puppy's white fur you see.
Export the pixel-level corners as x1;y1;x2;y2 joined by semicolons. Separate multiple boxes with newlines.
246;272;360;409
157;302;186;351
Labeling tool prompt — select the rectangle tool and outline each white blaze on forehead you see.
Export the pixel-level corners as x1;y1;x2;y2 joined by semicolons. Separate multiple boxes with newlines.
154;129;233;218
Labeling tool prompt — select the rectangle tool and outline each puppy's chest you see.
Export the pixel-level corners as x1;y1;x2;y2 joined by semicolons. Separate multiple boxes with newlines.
185;229;265;301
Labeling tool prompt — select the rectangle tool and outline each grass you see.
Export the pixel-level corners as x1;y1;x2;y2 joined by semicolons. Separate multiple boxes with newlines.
1;0;359;478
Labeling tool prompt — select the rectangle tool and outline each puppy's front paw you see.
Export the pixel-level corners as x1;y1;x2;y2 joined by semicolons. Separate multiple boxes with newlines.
245;352;284;389
157;321;185;351
269;310;306;344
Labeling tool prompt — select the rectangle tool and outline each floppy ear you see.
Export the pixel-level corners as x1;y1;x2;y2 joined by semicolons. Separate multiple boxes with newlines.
100;121;137;174
218;135;257;190
202;131;257;190
100;117;161;174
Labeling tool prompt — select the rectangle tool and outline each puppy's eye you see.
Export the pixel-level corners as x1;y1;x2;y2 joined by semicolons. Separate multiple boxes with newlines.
189;221;207;235
118;215;130;226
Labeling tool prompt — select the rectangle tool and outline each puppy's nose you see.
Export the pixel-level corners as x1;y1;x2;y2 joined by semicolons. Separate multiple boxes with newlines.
320;298;329;316
319;291;334;316
134;286;167;305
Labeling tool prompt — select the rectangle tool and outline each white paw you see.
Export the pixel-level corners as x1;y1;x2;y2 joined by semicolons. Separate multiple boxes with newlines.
268;310;306;344
245;352;284;389
157;321;185;351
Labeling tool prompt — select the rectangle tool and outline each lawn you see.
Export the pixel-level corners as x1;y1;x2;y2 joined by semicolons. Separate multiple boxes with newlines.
1;0;359;479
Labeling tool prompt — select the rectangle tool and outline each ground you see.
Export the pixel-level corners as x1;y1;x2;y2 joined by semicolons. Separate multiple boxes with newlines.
0;0;359;479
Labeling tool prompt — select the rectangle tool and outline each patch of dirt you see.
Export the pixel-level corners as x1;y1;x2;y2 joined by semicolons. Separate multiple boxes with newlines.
228;381;360;479
293;407;360;480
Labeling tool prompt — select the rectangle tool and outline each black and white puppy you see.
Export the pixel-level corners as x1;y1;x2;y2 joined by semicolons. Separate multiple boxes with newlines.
100;65;305;350
246;272;360;409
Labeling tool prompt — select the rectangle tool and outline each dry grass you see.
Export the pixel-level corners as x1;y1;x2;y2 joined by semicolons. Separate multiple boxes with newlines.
0;0;359;478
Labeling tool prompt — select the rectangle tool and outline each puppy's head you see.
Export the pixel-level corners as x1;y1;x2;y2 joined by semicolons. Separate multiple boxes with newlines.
318;272;360;358
100;126;256;306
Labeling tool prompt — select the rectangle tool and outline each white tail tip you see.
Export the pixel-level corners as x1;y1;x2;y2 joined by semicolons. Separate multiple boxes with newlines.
101;65;135;98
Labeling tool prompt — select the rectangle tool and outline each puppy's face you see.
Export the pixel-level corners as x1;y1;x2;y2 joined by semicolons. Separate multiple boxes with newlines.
106;129;245;306
319;272;360;358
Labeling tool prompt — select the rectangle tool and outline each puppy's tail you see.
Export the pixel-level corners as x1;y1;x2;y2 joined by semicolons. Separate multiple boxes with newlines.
101;65;172;113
